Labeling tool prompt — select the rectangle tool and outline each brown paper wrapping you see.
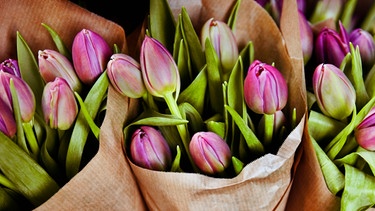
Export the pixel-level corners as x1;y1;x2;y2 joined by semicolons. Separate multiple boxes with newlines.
121;0;307;210
0;0;145;210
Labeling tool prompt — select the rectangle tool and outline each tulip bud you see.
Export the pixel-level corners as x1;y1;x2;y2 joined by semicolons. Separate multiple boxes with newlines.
42;77;78;130
72;29;112;85
130;126;172;171
189;131;231;175
0;99;16;138
349;28;375;67
355;107;375;151
107;53;146;98
38;49;82;92
140;36;180;98
315;23;350;67
298;10;313;65
244;60;288;114
0;59;20;77
312;63;356;120
0;71;35;122
201;18;239;74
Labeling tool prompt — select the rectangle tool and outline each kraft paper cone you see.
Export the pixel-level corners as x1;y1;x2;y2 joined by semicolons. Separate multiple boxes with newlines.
122;0;307;210
0;0;145;209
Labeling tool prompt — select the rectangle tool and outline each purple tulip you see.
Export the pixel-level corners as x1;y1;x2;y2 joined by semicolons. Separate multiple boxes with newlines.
312;63;356;120
201;18;239;75
38;49;82;92
355;107;375;151
42;77;78;130
0;71;35;122
140;36;180;98
315;23;350;67
189;131;231;175
107;53;146;98
72;29;112;85
130;126;172;171
0;59;20;77
244;60;288;115
0;99;16;138
349;28;375;67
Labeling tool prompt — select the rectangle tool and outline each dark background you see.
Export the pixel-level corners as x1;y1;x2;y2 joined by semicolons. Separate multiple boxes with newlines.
70;0;150;34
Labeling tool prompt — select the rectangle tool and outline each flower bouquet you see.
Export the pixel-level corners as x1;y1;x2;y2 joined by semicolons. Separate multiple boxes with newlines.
286;0;375;210
0;0;145;210
104;0;307;210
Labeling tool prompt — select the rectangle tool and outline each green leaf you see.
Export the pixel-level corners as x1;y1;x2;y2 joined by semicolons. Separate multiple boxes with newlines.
336;150;375;176
206;121;225;139
149;0;176;52
311;136;345;195
308;110;346;143
41;23;72;60
227;0;241;30
170;145;184;172
179;102;204;134
232;156;244;175
65;71;109;179
17;32;45;116
74;92;100;139
178;66;208;114
225;105;264;155
343;43;370;109
227;57;245;115
175;38;192;89
205;39;223;115
0;132;59;206
239;41;254;69
179;7;206;75
341;164;375;211
325;97;375;159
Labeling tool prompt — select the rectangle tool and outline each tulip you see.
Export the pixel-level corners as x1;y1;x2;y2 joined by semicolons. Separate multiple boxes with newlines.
201;18;239;76
107;53;146;98
38;49;82;92
298;10;313;65
349;28;375;67
355;107;375;151
315;23;350;67
189;131;231;175
42;77;78;130
72;29;112;85
140;35;180;98
130;126;172;171
0;99;16;138
244;60;288;115
0;59;20;77
0;71;35;122
312;63;356;120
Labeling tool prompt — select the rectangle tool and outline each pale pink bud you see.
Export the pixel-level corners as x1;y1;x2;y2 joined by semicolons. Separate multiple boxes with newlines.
42;77;78;130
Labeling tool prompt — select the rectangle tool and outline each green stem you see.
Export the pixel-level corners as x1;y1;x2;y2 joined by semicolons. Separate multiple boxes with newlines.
163;92;199;172
22;121;39;159
263;113;274;147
